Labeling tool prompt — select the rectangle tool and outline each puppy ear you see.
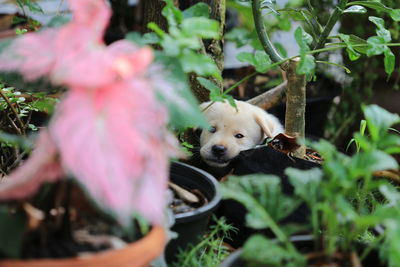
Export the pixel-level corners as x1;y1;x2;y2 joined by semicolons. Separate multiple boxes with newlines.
254;114;274;137
254;110;283;137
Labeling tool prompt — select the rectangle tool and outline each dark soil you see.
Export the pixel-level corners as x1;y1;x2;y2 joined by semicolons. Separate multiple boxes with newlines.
0;181;134;260
169;186;208;215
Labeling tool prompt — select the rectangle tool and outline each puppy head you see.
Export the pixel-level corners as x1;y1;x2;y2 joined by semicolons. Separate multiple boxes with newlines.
199;100;282;168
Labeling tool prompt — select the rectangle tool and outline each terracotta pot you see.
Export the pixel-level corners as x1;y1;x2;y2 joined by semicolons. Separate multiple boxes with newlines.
0;226;166;267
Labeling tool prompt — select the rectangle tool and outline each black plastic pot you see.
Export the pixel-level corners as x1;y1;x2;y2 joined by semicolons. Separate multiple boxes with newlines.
221;235;383;267
166;161;221;262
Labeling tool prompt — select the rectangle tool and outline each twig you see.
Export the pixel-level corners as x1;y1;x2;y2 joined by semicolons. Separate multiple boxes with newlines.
6;114;22;135
0;89;26;135
373;170;400;184
252;0;287;70
247;80;287;110
313;0;348;51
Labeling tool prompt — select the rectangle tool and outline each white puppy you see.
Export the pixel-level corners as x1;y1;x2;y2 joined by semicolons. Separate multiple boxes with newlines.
199;100;283;168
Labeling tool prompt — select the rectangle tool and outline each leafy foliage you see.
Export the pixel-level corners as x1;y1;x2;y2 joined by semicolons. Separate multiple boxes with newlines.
0;0;184;226
147;0;221;80
223;105;400;265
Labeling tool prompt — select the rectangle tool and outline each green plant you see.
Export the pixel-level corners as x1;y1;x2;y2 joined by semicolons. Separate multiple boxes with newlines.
222;0;400;158
346;119;367;153
0;83;57;175
171;216;235;267
221;104;400;266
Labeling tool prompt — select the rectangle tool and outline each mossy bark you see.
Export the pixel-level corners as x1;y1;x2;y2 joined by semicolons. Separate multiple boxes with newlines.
140;0;168;34
180;0;226;103
284;58;306;158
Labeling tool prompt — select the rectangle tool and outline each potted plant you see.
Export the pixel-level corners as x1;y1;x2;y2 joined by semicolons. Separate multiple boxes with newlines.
167;161;221;263
220;104;400;266
0;0;213;265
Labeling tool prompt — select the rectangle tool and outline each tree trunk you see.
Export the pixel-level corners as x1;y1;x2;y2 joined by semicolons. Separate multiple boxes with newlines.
285;58;306;158
140;0;168;34
180;0;226;103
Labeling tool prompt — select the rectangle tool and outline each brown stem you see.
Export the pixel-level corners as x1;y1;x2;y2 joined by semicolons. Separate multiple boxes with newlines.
0;89;26;135
6;114;22;135
247;81;287;110
284;58;306;158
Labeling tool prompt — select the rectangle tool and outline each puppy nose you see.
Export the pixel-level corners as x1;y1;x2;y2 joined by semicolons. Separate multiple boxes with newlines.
212;145;226;156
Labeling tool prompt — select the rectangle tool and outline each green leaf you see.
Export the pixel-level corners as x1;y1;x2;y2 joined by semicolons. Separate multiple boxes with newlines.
197;77;220;93
154;53;208;129
348;1;392;13
253;51;272;72
348;1;400;21
225;28;251;48
180;51;221;79
338;33;361;61
348;34;369;54
390;9;400;21
242;235;305;266
286;168;322;201
0;207;27;258
17;0;43;13
366;36;387;56
363;105;400;141
162;0;183;27
294;26;313;50
47;15;70;27
147;22;166;37
183;2;210;19
380;184;400;206
294;27;315;75
350;151;398;177
237;51;272;73
181;17;219;39
0;131;33;150
368;16;391;42
297;54;316;75
125;32;160;46
279;8;313;21
236;52;254;64
343;5;367;14
383;47;395;77
221;175;300;227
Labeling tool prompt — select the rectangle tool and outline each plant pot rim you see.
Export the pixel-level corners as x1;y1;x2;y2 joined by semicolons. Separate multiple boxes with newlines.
170;161;221;222
0;226;166;267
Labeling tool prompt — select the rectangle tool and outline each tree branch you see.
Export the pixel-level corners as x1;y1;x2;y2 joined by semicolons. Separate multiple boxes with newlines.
313;0;348;51
252;0;287;70
247;80;287;110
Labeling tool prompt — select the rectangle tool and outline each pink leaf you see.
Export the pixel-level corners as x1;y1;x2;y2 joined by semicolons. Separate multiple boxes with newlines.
0;29;57;80
0;0;180;225
50;81;177;224
0;130;63;201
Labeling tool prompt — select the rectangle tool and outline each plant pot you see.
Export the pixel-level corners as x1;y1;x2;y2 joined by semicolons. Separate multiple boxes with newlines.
221;235;383;267
166;161;221;263
0;226;166;267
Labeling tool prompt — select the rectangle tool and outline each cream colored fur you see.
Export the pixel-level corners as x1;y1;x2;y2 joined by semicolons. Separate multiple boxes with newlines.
200;100;283;168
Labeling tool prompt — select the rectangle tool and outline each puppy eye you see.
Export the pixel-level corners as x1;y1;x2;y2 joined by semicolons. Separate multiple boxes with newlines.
209;126;217;133
235;133;244;139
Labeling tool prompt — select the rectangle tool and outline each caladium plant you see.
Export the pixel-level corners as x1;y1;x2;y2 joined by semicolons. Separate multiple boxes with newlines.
0;0;187;225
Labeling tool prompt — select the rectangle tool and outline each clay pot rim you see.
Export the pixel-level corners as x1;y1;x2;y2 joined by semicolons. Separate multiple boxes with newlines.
0;226;166;267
